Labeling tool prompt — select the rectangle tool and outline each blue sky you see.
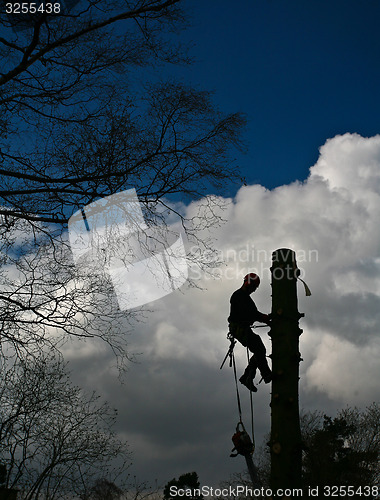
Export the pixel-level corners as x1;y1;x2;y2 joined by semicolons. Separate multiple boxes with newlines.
171;0;380;190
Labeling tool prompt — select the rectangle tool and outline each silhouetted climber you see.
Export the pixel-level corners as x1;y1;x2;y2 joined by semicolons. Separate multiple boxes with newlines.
228;273;272;392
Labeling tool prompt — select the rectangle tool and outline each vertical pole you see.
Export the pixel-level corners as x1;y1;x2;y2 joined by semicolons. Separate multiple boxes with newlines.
269;248;303;492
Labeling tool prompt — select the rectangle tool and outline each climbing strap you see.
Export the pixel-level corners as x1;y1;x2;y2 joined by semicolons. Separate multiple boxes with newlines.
219;334;236;370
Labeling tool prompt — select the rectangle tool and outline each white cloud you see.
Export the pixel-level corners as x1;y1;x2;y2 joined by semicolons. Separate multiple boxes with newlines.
310;133;380;197
305;333;380;404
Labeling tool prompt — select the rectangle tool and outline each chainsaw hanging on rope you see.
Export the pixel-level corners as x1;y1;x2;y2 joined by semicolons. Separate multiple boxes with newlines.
230;421;254;457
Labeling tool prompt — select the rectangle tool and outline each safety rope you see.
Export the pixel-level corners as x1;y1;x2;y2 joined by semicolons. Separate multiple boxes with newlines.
231;343;243;423
246;346;255;452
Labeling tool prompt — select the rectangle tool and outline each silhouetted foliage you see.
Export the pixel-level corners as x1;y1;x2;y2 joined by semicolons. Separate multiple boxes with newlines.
163;472;203;500
81;478;123;500
302;405;379;490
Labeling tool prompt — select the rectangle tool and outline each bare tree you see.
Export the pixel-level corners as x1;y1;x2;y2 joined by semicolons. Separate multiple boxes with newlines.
0;0;246;361
0;352;130;499
0;0;245;222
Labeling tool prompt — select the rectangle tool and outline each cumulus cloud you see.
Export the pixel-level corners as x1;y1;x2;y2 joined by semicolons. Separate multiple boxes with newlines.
305;333;380;404
69;133;380;487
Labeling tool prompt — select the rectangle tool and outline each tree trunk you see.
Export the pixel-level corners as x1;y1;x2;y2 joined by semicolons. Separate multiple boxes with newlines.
269;248;303;493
